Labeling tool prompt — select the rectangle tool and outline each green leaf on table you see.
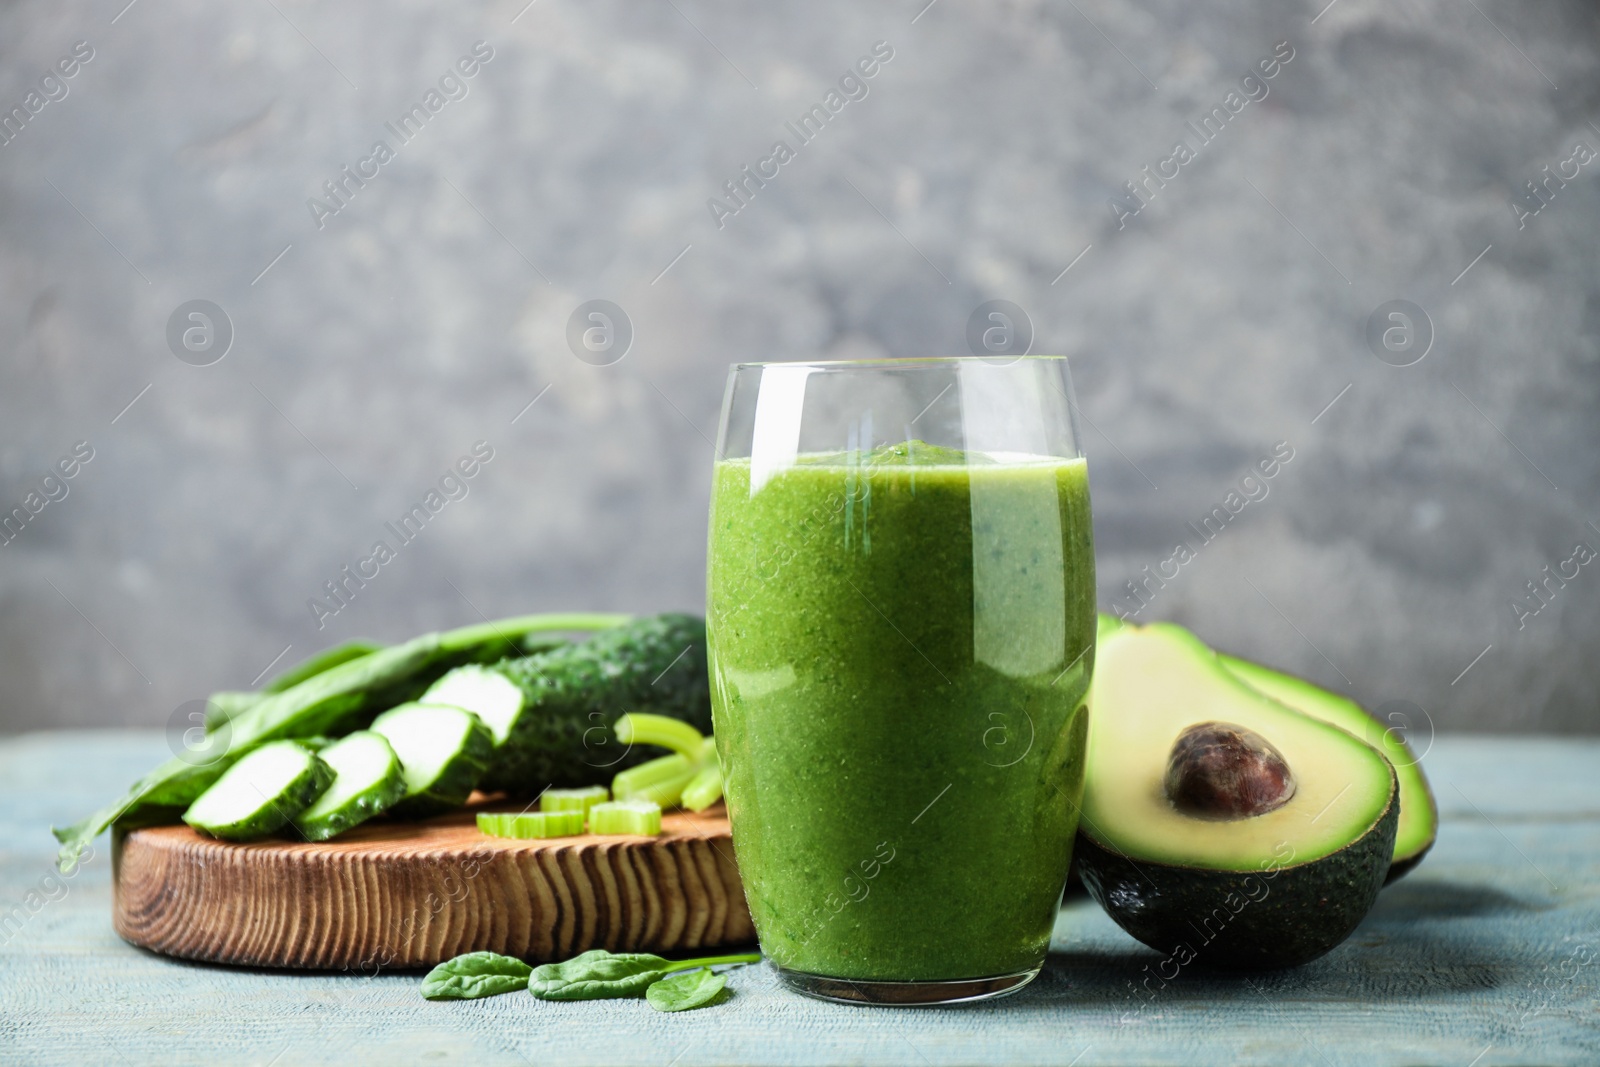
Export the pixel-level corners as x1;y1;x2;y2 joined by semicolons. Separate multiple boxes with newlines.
422;951;533;1000
646;968;726;1013
528;949;762;1001
529;950;675;1000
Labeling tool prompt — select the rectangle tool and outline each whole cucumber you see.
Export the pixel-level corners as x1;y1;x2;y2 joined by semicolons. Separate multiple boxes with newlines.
481;613;711;794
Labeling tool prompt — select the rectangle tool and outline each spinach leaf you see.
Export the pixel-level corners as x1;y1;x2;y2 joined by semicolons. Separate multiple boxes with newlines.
646;967;726;1013
528;949;762;1001
528;950;674;1000
422;951;533;1000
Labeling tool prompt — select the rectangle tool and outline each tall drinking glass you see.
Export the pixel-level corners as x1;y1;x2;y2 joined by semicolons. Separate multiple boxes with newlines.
707;357;1096;1005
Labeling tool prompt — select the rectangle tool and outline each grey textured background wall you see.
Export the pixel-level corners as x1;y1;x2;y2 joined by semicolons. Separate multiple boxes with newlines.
2;0;1596;736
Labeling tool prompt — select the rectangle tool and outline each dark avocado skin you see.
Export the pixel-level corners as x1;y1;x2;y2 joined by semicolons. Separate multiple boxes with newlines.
1383;838;1432;884
1075;767;1399;970
1381;768;1435;884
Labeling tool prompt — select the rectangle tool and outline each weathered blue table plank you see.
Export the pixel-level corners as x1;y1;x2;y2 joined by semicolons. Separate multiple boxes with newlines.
2;732;1597;1066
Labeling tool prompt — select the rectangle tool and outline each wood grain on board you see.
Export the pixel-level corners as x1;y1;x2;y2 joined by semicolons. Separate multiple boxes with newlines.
112;804;754;969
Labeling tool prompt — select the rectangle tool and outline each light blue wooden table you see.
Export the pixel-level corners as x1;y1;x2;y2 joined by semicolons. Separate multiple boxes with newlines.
3;732;1597;1066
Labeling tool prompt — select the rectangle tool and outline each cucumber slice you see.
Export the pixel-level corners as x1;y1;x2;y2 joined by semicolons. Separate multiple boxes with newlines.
590;799;662;836
371;703;494;816
182;741;333;842
422;665;527;746
292;731;407;841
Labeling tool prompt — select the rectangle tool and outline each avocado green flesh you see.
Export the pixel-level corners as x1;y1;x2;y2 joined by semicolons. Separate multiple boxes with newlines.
1090;612;1436;878
1083;623;1396;872
1218;653;1435;872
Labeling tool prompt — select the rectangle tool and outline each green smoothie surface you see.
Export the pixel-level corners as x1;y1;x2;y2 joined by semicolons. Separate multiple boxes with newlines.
707;441;1095;981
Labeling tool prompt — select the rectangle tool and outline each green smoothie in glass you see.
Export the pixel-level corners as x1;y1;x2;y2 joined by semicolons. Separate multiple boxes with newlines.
708;393;1095;1001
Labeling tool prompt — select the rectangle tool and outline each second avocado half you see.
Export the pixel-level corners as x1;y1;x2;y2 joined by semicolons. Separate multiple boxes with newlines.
1094;612;1438;881
1077;621;1399;969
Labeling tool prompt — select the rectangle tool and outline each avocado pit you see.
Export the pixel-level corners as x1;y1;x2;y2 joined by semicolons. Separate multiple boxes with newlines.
1163;721;1296;819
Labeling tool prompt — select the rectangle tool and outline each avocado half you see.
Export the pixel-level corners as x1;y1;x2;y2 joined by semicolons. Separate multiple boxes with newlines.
1077;622;1398;970
1096;613;1436;882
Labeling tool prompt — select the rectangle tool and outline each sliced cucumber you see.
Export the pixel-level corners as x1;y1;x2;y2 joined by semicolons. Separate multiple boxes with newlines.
182;741;333;842
292;731;407;841
371;703;494;816
422;665;527;746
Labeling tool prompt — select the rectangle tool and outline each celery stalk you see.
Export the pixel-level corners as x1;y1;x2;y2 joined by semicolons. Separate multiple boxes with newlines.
614;713;706;760
610;728;722;811
612;752;693;796
680;765;723;812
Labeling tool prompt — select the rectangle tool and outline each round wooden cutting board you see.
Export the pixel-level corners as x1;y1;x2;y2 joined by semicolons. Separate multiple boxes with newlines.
112;805;754;970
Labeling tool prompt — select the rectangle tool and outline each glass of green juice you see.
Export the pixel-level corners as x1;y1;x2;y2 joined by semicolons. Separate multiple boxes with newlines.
707;357;1096;1006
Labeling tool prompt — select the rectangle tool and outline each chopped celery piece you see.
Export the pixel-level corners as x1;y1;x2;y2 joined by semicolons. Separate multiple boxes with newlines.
613;752;692;795
614;713;705;760
590;799;662;836
478;810;517;837
477;810;584;839
612;752;697;808
610;731;722;810
680;765;723;812
541;785;609;817
511;811;585;838
629;772;696;809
